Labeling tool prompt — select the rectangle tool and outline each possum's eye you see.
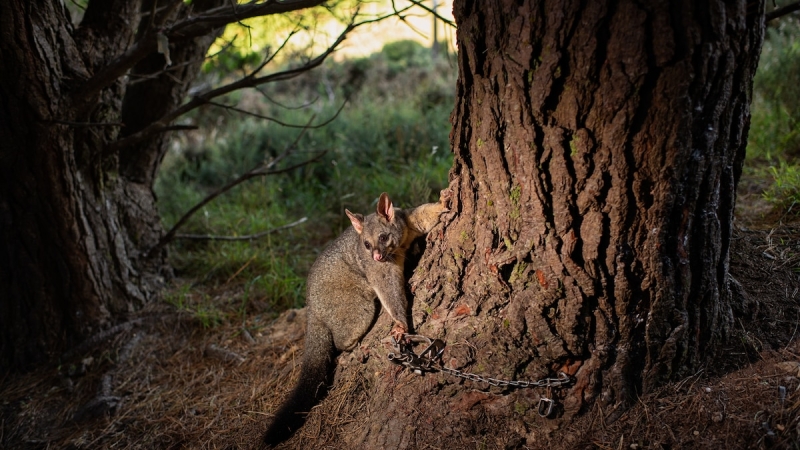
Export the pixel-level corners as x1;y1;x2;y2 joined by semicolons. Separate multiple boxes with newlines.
364;241;371;250
378;234;388;244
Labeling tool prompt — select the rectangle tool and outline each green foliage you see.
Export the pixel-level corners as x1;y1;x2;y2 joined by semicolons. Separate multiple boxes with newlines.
381;40;430;75
202;0;360;75
156;45;455;317
747;17;800;213
748;94;797;162
749;20;800;161
164;284;224;328
763;161;800;212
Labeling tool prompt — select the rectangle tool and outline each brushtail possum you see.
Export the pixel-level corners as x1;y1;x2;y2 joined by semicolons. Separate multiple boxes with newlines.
262;192;447;447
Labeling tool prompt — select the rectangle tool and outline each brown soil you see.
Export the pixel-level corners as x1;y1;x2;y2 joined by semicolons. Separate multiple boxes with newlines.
2;185;800;450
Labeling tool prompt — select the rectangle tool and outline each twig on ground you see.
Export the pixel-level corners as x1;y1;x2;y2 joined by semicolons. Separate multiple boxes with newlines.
205;344;245;364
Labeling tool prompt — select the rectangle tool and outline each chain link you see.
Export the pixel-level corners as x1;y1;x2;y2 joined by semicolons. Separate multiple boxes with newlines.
437;365;572;389
387;333;574;416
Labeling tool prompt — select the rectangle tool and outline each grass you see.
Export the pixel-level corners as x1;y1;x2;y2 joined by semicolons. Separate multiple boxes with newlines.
763;161;800;213
154;40;455;319
746;17;800;214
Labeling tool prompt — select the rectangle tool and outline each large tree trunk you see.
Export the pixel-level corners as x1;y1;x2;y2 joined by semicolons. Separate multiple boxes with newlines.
293;0;765;448
0;0;222;371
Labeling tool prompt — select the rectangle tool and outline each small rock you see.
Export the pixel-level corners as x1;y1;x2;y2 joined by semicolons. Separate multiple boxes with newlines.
693;430;700;436
241;328;256;345
72;396;121;422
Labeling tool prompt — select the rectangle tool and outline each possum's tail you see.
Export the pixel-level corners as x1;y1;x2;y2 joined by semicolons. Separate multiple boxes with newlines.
262;317;336;447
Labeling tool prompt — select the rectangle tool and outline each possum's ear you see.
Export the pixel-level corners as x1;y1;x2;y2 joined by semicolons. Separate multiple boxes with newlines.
377;192;394;221
345;209;364;234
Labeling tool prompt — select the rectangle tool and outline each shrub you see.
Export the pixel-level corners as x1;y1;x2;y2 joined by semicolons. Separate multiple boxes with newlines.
155;48;455;314
749;20;800;161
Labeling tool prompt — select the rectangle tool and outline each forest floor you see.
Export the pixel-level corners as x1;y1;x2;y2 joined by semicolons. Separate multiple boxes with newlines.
2;174;800;450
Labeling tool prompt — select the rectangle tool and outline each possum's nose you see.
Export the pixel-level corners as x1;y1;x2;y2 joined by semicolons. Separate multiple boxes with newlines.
373;252;383;261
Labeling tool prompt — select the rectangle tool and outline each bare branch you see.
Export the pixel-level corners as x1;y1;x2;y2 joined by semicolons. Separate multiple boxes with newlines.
50;120;124;128
74;35;157;108
251;27;301;75
146;0;159;30
253;86;319;110
169;0;329;37
85;2;442;152
405;0;456;28
206;98;347;129
149;150;325;256
766;1;800;21
158;124;199;132
390;0;430;40
127;36;238;86
74;0;328;106
69;0;86;12
147;115;323;257
108;21;356;154
174;217;308;241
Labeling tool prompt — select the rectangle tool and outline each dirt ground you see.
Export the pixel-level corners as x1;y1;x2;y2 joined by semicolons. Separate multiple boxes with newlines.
2;180;800;449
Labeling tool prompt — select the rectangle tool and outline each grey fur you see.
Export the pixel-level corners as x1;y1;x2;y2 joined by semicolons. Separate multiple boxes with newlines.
262;193;446;447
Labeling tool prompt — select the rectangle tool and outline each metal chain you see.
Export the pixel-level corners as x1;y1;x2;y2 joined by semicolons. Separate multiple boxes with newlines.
437;365;572;389
387;333;574;417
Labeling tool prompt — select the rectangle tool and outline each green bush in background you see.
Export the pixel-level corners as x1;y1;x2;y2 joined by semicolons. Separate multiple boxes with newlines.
750;20;800;160
748;16;800;211
155;40;455;318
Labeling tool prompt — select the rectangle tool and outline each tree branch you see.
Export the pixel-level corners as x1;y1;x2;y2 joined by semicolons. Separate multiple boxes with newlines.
390;0;430;40
148;151;325;256
146;115;323;257
127;35;238;86
73;35;157;109
174;217;307;241
169;0;329;38
766;1;800;21
253;86;319;110
205;98;347;129
404;0;457;28
108;21;355;155
50;120;125;128
250;27;301;75
74;0;328;106
158;124;199;132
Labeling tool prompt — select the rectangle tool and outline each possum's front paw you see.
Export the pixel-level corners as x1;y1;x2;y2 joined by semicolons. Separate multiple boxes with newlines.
439;188;453;212
390;322;407;342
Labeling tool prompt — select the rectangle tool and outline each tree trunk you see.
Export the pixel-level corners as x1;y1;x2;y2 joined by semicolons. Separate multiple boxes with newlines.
0;0;221;371
305;0;765;447
120;0;225;186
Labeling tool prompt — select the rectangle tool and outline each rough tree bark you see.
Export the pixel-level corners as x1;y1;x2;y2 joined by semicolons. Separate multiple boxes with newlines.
0;0;248;370
0;0;218;370
305;1;765;448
